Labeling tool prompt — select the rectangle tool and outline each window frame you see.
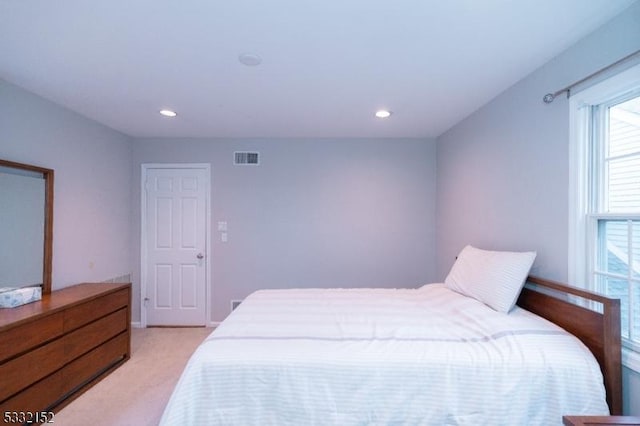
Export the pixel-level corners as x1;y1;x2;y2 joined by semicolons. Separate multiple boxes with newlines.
587;215;640;351
569;63;640;372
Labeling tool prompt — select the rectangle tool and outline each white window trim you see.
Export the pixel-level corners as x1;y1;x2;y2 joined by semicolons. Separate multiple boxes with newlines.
623;347;640;372
568;63;640;373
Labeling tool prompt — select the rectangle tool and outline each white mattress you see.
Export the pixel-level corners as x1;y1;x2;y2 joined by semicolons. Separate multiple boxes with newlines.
160;284;608;425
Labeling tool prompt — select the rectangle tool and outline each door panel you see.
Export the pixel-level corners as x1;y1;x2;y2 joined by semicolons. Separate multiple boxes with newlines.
144;167;208;326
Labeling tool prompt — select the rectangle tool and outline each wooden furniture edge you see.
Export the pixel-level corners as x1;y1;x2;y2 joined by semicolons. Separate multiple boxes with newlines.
517;275;622;415
563;415;640;425
42;166;54;295
0;282;130;330
0;158;54;295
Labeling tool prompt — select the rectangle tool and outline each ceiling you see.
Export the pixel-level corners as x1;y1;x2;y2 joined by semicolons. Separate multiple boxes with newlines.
0;0;636;139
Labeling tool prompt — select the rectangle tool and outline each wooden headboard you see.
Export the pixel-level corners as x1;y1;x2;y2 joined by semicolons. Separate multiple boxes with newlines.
516;276;622;415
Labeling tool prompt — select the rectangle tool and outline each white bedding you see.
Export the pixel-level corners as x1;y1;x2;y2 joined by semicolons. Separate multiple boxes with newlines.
160;284;608;425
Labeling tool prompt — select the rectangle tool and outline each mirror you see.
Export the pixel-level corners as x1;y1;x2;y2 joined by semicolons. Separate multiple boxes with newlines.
0;159;53;294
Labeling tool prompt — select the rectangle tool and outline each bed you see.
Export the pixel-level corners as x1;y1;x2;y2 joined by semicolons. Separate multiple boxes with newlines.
160;249;622;425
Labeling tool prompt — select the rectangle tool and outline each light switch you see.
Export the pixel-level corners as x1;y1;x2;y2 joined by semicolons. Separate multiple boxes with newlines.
221;232;228;243
217;221;227;231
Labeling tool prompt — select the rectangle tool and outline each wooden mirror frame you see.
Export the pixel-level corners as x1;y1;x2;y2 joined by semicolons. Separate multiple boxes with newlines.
0;159;54;294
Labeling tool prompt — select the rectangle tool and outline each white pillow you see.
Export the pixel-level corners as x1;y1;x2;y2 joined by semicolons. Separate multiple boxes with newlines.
444;245;536;313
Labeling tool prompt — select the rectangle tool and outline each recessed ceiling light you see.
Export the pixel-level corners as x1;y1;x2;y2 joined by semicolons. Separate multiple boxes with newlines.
238;53;262;66
375;110;392;118
159;109;177;117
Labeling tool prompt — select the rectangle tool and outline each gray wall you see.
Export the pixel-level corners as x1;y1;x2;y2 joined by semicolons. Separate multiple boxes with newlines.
435;2;640;415
132;138;436;323
436;2;640;281
0;80;133;289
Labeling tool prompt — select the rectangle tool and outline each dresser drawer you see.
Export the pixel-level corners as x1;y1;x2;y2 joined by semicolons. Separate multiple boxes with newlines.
61;332;129;396
0;337;66;402
64;308;128;361
0;370;64;414
0;311;64;363
64;288;128;332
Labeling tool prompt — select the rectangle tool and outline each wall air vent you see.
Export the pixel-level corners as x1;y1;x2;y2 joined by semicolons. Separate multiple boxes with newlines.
230;299;243;312
234;151;260;165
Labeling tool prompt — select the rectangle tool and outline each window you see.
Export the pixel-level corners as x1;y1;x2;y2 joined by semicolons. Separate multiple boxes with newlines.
593;97;640;346
570;64;640;362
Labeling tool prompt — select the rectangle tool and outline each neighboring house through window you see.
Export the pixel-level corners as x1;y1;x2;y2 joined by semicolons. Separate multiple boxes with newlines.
569;63;640;370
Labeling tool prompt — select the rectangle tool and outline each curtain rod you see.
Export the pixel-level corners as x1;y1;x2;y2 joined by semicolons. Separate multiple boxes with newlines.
542;49;640;104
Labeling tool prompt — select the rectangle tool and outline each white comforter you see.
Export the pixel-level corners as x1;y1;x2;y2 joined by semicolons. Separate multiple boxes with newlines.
160;284;608;425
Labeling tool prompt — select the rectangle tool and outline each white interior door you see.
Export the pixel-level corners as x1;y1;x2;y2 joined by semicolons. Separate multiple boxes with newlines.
143;166;209;326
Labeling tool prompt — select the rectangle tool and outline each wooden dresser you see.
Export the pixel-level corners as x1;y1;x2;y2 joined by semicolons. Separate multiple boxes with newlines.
0;283;131;418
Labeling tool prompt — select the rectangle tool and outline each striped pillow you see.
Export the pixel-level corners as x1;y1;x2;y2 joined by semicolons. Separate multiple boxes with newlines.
445;245;536;313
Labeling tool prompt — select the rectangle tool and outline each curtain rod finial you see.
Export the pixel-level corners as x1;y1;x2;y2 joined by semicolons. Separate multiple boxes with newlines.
543;93;555;104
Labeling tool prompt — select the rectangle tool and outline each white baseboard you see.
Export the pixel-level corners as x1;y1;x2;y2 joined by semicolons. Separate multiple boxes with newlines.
131;321;143;328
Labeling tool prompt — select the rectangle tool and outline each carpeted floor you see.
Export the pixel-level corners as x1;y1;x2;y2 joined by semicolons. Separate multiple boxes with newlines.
54;327;212;426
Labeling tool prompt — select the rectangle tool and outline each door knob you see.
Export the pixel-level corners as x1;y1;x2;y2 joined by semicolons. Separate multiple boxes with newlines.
196;253;204;259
